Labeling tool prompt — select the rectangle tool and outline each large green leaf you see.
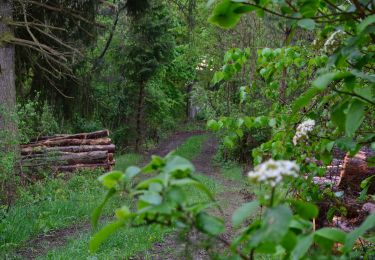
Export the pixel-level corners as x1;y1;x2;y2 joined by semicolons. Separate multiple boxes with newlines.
297;19;315;30
312;71;351;90
331;100;349;132
232;201;259;228
164;155;195;174
292;200;319;220
98;171;124;189
357;14;375;32
314;228;347;243
343;213;375;252
345;98;366;137
91;188;116;229
89;220;126;252
124;166;141;181
208;0;243;28
290;234;314;260
196;212;225;235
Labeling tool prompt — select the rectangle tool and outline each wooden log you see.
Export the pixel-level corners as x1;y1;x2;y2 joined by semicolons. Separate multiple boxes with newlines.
338;148;375;194
21;151;109;166
22;137;112;148
108;153;114;163
21;144;115;155
54;163;112;172
28;130;109;143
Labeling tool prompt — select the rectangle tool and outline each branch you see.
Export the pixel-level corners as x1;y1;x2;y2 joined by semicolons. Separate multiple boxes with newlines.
332;87;375;106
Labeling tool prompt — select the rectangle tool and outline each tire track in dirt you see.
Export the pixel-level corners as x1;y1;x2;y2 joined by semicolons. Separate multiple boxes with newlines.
15;131;203;260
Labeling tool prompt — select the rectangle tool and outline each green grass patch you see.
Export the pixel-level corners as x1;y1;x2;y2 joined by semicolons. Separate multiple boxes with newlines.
174;134;208;160
33;133;215;259
39;225;169;260
114;153;144;171
220;161;244;182
0;153;143;257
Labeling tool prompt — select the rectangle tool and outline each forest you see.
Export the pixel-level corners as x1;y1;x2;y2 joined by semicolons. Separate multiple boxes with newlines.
0;0;374;259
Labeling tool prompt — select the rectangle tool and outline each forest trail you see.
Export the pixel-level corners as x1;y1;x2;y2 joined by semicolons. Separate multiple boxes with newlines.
15;131;250;259
145;136;252;259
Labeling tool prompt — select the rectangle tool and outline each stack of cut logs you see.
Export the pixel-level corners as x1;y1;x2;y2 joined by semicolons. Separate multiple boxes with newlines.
21;130;115;173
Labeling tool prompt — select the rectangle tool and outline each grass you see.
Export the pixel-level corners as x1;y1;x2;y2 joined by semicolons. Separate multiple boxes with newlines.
220;161;244;182
32;133;219;259
174;134;208;160
0;153;143;258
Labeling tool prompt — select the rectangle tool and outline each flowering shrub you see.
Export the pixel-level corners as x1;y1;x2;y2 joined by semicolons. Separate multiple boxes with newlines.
292;119;315;146
90;153;375;259
248;159;299;187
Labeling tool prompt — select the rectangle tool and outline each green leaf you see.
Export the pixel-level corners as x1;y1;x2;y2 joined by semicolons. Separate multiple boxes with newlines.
171;178;215;201
91;188;116;229
196;212;225;235
357;14;375;33
232;201;259;228
345;98;366;137
166;186;186;204
207;119;221;131
297;19;315;30
292;200;319;220
115;206;131;220
290;234;314;260
208;0;243;28
124;166;141;181
343;213;375;252
314;228;347;243
98;171;124;189
331;100;349;132
212;71;224;84
164;155;195;174
281;231;298;251
140;191;163;205
89;220;126;252
312;71;351;90
224;136;235;148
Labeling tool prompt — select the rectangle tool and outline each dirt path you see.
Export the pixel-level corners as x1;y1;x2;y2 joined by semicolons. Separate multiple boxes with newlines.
145;136;252;260
15;131;203;260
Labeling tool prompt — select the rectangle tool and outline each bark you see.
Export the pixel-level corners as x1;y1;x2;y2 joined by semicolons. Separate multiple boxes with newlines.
54;163;113;173
28;130;109;143
0;1;17;141
0;1;17;204
135;82;145;152
339;148;375;194
22;137;112;148
21;144;115;155
21;151;109;166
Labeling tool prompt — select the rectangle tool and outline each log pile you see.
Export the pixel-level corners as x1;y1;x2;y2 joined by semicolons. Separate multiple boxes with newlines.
21;130;115;173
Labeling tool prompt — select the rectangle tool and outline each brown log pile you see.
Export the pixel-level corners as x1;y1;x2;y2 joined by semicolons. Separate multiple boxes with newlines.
21;130;115;173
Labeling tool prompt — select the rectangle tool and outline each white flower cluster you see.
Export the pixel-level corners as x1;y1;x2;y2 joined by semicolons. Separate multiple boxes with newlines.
248;159;299;187
323;30;346;53
293;119;315;146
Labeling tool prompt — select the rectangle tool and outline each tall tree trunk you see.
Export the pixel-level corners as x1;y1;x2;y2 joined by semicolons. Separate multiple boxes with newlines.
0;1;16;131
135;82;145;152
0;0;18;204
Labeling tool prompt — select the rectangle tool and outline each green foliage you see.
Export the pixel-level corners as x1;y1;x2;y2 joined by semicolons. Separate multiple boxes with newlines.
17;95;60;143
92;154;375;258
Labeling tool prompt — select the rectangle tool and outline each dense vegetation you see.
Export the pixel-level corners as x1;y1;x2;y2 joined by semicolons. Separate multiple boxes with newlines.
0;0;374;259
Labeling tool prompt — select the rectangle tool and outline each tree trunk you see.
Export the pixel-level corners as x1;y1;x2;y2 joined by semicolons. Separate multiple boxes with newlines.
135;82;145;152
0;1;17;204
0;1;16;139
